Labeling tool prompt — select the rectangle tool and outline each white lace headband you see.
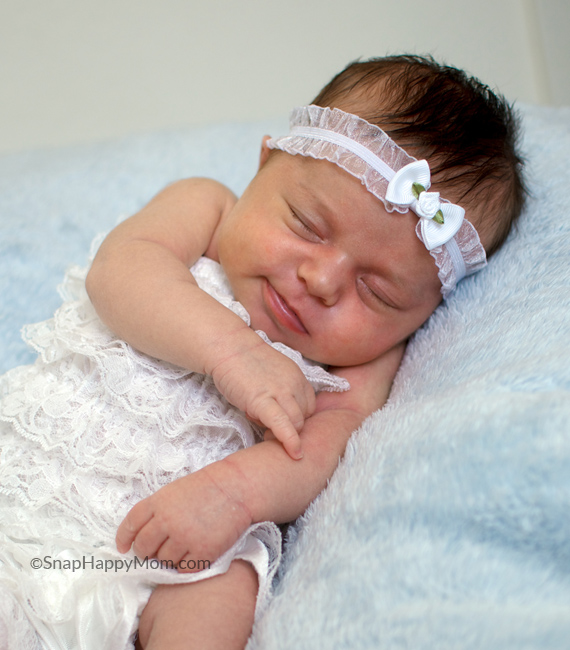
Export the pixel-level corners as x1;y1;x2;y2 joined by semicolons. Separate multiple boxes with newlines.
266;105;487;298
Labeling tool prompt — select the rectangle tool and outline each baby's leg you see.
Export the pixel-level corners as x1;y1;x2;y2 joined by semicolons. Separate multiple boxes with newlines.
137;559;258;650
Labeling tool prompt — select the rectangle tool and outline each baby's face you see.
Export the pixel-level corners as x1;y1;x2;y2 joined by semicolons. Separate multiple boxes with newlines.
213;146;442;366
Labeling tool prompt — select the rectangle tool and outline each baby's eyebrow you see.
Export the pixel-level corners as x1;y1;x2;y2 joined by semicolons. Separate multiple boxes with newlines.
298;187;337;224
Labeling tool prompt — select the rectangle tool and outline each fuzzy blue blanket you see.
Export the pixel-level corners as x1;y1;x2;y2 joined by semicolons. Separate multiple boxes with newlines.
1;106;569;649
249;105;570;649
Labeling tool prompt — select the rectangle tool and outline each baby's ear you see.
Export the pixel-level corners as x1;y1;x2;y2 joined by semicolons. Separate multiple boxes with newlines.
258;135;272;169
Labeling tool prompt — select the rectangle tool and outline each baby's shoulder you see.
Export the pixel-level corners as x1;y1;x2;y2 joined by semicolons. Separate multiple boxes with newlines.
164;177;238;208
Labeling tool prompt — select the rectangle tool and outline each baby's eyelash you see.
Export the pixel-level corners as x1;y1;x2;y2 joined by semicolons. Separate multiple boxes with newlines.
291;209;315;234
361;281;382;302
359;278;393;309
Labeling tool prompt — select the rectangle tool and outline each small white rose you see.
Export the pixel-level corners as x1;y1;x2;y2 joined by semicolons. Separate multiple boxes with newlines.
415;191;441;219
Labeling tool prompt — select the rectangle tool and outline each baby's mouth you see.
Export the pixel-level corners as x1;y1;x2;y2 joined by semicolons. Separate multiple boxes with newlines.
264;280;308;335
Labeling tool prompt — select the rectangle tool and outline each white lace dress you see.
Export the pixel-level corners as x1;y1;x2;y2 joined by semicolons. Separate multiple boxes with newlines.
0;255;348;650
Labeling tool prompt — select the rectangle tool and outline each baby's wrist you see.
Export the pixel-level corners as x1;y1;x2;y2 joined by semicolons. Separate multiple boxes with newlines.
201;456;256;528
203;324;263;379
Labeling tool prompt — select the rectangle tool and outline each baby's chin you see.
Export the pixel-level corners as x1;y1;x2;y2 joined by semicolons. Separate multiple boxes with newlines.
307;339;404;368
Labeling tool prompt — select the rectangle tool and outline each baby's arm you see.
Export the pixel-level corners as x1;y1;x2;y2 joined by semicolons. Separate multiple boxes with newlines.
86;180;314;459
116;345;403;566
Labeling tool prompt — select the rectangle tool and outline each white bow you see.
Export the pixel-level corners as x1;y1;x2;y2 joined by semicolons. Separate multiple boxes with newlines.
385;160;465;250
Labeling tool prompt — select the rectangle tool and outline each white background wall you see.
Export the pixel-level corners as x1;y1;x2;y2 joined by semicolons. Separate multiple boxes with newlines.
1;0;568;155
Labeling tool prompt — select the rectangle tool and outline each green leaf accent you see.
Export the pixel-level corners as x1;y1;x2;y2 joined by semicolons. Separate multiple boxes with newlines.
433;210;444;224
411;182;425;199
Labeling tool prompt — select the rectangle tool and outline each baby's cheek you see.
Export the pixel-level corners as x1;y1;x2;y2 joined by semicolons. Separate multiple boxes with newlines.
334;320;400;366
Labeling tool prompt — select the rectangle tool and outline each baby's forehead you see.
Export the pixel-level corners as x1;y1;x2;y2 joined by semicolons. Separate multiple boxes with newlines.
273;153;381;218
271;150;366;193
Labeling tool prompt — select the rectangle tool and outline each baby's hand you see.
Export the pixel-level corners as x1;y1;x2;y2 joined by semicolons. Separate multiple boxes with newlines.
210;339;315;460
115;466;252;571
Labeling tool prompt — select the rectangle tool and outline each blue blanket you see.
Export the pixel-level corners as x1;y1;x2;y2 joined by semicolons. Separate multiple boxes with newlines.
1;107;569;649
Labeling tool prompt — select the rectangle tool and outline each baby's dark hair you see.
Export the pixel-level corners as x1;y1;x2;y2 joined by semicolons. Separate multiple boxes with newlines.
311;55;526;257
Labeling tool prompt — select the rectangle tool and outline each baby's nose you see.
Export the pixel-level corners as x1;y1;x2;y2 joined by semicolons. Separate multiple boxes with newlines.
298;249;348;306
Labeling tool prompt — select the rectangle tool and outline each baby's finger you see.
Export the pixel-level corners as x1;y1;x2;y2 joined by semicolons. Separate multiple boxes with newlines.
282;394;307;434
256;400;303;460
131;518;170;560
303;381;317;418
156;537;190;569
289;375;316;422
116;501;153;553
